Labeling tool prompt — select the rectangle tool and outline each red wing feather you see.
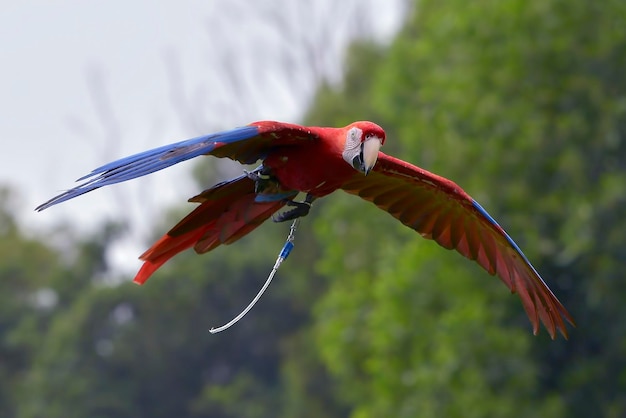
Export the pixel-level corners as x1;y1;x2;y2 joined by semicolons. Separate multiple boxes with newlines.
210;121;319;164
341;153;573;339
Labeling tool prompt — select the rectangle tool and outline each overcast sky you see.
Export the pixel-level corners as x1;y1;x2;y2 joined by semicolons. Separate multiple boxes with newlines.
0;0;404;273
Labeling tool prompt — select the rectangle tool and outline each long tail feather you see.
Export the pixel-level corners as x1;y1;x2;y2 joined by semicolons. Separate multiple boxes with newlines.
134;227;209;285
133;175;286;284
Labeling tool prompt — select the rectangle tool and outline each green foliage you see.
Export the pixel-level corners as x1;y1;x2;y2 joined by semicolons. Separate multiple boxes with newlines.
0;190;124;418
2;176;346;417
306;0;626;416
13;215;341;418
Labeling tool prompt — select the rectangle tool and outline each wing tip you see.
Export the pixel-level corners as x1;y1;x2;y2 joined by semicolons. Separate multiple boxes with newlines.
471;200;575;340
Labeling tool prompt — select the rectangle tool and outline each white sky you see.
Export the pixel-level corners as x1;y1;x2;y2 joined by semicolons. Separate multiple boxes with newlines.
0;0;404;274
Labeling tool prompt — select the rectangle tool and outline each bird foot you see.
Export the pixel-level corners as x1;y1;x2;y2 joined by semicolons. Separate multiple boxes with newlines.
273;195;315;222
245;166;279;195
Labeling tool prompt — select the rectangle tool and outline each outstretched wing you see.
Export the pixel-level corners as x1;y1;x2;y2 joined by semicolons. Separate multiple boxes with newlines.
341;153;574;339
35;121;317;211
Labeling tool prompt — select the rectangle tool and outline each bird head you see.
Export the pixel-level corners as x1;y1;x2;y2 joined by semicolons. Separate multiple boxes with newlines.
342;122;386;175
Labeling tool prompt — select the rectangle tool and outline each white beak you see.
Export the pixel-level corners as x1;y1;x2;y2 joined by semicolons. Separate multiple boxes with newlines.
361;136;382;175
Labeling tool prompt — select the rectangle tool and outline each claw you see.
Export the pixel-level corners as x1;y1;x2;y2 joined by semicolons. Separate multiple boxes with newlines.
272;194;316;223
273;201;311;222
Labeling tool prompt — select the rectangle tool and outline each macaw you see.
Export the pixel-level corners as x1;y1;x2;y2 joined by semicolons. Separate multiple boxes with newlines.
37;121;574;338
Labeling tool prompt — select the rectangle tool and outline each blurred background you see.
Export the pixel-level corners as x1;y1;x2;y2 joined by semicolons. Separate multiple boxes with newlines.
1;0;624;417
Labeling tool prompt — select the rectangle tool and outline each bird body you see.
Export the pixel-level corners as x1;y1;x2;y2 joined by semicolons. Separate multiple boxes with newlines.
258;121;379;196
37;120;574;338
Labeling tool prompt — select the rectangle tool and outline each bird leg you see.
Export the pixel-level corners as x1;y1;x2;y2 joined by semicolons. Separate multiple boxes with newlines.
273;194;316;222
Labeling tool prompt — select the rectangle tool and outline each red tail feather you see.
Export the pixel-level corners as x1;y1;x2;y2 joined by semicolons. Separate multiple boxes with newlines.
133;227;209;285
133;176;286;284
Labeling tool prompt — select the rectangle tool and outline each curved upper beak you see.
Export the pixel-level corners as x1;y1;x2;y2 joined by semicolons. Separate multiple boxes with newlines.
360;136;382;175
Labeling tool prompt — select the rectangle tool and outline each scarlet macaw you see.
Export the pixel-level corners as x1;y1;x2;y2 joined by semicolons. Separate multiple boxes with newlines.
37;121;573;338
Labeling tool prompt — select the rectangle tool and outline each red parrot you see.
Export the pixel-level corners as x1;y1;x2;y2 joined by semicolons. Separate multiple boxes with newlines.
37;121;574;338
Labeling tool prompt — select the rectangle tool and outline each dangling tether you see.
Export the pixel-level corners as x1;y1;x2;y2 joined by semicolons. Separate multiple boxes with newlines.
209;218;299;334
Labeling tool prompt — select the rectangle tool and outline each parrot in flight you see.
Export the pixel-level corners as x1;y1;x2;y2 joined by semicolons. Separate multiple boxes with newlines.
37;121;573;338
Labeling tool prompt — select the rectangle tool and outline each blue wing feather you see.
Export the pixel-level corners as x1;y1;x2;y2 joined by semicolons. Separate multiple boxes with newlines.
36;125;260;211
